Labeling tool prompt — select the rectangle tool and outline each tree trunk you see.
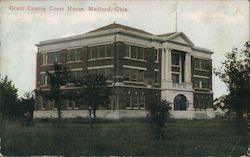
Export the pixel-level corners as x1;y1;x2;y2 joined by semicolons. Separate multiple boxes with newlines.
88;106;93;129
93;107;96;118
55;99;62;125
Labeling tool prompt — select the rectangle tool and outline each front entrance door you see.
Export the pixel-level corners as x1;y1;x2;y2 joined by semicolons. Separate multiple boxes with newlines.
174;94;187;110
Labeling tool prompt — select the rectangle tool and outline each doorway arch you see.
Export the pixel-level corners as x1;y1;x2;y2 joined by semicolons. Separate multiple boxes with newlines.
174;94;187;110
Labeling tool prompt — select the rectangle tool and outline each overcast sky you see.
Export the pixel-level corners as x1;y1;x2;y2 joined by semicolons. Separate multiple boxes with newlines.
0;0;249;98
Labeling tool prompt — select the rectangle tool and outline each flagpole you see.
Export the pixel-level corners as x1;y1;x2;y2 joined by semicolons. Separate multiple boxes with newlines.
175;2;178;32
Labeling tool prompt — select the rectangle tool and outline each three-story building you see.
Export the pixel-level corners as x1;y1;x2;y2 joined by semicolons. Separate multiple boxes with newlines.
34;23;214;119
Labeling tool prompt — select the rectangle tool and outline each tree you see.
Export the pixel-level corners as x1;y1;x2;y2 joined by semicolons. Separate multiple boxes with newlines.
214;42;250;119
74;74;112;128
38;63;70;122
147;99;171;139
20;91;35;126
0;75;18;118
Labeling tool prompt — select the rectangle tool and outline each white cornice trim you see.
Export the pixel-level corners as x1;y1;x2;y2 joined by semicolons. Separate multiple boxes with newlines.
123;65;147;70
87;65;114;70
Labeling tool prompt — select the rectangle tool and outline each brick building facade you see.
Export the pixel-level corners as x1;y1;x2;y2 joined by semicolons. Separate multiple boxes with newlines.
34;23;214;119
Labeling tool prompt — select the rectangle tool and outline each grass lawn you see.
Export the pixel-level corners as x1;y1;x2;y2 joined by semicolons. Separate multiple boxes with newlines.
0;118;249;156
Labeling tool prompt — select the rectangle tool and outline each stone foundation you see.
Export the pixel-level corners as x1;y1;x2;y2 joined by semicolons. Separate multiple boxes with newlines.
33;109;216;119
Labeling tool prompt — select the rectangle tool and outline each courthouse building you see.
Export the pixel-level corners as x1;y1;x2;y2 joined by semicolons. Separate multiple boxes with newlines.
34;23;214;119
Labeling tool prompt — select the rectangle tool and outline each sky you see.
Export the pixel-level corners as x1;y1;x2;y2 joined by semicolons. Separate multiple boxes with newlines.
0;0;249;98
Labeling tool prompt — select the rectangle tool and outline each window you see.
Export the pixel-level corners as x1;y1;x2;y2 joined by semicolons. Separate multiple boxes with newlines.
199;80;202;88
124;68;145;83
131;46;138;58
155;49;159;62
105;68;113;81
171;53;180;66
99;45;106;58
106;44;113;57
41;97;47;109
194;79;199;88
139;93;145;109
75;100;80;109
132;95;138;109
48;51;60;64
126;91;132;109
172;74;180;83
89;44;114;60
124;68;131;81
88;68;114;81
154;71;159;84
68;100;74;109
126;91;146;110
40;53;47;65
48;53;54;64
52;100;57;109
195;59;210;70
125;45;145;60
131;69;137;82
40;73;48;85
194;78;209;89
125;45;130;57
138;70;144;82
98;68;105;76
138;47;144;60
71;70;82;80
91;47;98;59
66;49;82;62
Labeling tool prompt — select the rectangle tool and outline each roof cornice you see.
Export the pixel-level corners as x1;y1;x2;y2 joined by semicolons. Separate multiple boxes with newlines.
36;28;163;46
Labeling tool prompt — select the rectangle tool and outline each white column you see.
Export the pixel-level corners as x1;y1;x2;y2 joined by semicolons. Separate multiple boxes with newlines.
162;48;166;80
167;49;172;81
185;53;191;83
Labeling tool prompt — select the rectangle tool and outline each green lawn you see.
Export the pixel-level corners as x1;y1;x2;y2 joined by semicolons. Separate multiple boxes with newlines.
0;118;249;156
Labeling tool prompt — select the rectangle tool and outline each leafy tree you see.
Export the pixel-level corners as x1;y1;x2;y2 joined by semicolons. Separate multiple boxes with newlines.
20;91;35;126
37;63;70;122
147;99;171;139
214;42;250;119
0;75;18;118
74;74;112;128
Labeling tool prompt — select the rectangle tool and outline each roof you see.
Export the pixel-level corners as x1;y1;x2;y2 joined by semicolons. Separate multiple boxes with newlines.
157;32;177;37
36;23;213;54
192;46;214;54
87;23;152;35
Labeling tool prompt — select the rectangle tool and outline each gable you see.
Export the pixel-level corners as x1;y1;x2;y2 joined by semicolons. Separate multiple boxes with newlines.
167;32;194;46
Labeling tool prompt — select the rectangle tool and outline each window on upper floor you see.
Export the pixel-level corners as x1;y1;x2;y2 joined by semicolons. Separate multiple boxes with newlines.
89;44;114;60
106;44;114;57
172;73;180;84
125;45;145;60
155;49;159;62
48;51;60;64
123;68;145;83
40;51;60;65
171;53;180;66
194;59;210;70
66;48;81;62
40;53;47;65
154;71;159;84
194;78;209;89
138;70;144;82
40;73;48;85
71;70;83;81
131;69;137;82
88;68;114;81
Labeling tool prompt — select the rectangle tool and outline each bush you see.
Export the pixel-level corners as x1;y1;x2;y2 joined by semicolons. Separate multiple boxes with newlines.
147;100;171;139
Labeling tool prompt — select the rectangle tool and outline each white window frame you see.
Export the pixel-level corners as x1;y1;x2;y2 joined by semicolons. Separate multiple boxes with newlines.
126;91;132;109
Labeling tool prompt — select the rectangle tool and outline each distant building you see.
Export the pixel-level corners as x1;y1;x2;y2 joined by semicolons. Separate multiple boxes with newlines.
34;23;214;119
